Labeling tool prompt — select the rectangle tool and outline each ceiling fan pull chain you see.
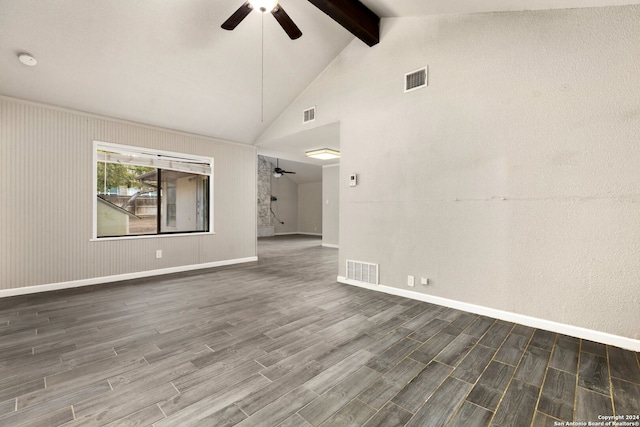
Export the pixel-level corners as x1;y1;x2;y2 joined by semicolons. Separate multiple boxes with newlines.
261;11;265;123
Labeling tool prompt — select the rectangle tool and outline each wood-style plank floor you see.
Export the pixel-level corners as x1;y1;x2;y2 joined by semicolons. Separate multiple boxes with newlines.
0;235;639;426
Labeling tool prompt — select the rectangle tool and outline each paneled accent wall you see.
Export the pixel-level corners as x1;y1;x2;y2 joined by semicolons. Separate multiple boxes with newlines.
0;96;257;292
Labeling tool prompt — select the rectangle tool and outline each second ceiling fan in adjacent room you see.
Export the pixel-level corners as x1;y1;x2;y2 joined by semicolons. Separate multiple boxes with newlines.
273;159;296;178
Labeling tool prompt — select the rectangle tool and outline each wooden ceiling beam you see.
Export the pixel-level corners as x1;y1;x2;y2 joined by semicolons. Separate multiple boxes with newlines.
307;0;380;47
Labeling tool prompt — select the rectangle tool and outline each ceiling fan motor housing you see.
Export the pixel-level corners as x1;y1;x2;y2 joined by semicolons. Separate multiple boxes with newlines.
222;0;302;40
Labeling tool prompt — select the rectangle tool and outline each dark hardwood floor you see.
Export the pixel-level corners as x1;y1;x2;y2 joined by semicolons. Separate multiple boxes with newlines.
0;235;638;426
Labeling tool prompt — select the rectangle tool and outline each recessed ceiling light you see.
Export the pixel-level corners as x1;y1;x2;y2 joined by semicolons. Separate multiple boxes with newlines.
18;52;37;66
305;148;340;160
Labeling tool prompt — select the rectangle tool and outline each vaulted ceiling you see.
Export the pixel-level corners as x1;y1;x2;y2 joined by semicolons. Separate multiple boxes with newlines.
1;0;638;152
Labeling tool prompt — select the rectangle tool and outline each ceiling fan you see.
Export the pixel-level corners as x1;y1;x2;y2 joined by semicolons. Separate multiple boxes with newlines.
273;159;296;178
221;0;302;40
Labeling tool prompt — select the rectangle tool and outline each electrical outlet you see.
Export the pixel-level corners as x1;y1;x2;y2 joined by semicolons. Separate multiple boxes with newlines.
156;250;162;259
407;275;415;287
421;277;429;285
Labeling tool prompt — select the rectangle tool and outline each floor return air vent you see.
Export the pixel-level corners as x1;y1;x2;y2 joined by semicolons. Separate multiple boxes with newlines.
346;260;379;285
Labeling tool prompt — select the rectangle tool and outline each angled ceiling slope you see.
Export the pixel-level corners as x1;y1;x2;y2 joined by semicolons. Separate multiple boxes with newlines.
0;0;357;145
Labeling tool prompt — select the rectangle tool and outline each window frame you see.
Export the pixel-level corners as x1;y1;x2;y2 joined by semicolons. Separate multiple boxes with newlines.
92;141;214;240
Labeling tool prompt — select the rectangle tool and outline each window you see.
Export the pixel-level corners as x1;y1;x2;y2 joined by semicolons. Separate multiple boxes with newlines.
94;141;213;238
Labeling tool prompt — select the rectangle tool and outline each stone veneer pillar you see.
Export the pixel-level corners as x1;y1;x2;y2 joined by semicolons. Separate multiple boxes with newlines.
257;156;274;236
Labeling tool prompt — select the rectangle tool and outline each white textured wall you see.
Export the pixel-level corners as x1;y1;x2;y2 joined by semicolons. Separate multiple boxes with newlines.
267;177;322;235
298;182;323;234
258;5;640;340
271;175;299;234
0;96;257;291
322;165;340;246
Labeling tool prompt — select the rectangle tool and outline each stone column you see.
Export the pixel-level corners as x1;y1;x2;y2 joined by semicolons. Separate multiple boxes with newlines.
257;156;274;236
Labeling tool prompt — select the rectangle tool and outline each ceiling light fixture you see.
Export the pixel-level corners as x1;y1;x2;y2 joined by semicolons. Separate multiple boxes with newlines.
249;0;278;12
305;148;340;160
18;52;37;66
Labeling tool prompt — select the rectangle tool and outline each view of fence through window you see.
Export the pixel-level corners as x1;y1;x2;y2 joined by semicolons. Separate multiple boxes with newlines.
95;144;211;238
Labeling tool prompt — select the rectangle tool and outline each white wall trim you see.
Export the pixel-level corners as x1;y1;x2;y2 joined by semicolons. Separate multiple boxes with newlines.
322;164;340;169
0;257;258;299
322;243;339;248
337;276;640;352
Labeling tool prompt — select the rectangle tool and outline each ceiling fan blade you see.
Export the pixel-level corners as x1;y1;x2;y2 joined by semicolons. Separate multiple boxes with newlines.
271;6;302;40
275;167;296;174
221;1;253;30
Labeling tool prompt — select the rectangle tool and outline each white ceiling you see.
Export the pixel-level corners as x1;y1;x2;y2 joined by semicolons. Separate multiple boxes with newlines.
362;0;640;17
2;0;638;162
0;0;352;145
257;122;340;164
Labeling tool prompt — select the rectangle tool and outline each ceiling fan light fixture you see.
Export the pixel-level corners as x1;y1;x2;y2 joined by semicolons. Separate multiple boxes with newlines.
305;148;340;160
249;0;278;12
18;52;37;66
273;171;283;178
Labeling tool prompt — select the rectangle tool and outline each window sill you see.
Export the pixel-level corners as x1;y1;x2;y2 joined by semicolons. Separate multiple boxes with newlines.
90;231;215;242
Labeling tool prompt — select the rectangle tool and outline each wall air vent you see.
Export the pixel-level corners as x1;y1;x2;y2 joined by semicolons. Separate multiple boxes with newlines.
346;260;379;285
404;66;428;92
303;106;316;124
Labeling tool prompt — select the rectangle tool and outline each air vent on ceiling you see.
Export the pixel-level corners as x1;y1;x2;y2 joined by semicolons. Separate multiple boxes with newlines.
404;66;428;92
346;260;379;285
303;106;316;124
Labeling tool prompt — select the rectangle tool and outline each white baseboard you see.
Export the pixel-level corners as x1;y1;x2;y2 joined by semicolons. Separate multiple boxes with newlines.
322;243;339;249
337;276;640;352
0;257;258;299
273;232;322;237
